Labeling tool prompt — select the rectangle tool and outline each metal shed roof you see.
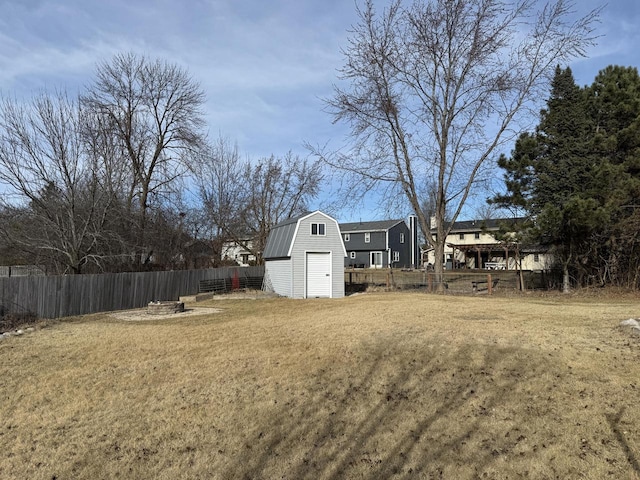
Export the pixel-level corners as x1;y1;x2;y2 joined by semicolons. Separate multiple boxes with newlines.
263;211;346;259
262;214;305;259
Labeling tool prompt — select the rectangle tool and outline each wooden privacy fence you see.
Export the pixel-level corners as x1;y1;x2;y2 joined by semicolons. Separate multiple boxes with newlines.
345;269;544;294
0;266;264;319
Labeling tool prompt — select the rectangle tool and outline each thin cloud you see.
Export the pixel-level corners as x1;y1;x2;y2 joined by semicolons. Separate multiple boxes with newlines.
1;0;639;202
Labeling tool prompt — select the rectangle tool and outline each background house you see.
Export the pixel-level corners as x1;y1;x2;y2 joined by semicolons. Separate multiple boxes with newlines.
262;211;346;298
340;216;420;269
221;240;257;266
424;218;551;271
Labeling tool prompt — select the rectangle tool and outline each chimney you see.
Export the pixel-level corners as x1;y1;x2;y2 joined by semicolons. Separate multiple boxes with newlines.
409;215;420;269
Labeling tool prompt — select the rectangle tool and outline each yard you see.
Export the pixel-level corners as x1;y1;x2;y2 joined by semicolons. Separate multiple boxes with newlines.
1;292;639;479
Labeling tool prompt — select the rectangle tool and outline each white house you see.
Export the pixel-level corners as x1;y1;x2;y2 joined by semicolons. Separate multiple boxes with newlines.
221;240;257;266
262;211;347;298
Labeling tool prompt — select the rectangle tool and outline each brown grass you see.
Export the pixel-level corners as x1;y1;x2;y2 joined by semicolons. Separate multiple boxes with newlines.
1;292;639;479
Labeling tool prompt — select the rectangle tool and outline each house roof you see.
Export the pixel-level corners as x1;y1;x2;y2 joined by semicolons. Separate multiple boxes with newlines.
434;217;526;233
340;219;405;233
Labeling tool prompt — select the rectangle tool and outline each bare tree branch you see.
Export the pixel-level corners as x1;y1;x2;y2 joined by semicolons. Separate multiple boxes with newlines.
319;0;600;290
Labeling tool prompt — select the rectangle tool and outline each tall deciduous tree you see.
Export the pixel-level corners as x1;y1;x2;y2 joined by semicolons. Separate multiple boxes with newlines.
81;52;206;263
0;92;113;274
240;153;323;262
194;140;323;264
318;0;599;291
191;135;245;265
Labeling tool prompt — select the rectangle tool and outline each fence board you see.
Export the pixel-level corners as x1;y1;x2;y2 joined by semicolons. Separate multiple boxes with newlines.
0;266;264;319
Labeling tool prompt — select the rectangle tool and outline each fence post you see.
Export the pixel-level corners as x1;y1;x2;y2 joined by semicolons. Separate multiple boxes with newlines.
427;273;433;293
488;273;493;295
386;271;390;290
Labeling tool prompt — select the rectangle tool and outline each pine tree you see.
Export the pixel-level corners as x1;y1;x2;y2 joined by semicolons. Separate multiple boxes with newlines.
493;67;607;292
587;66;640;287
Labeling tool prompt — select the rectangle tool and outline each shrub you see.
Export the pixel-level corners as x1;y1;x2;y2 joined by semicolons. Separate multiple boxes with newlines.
0;311;38;332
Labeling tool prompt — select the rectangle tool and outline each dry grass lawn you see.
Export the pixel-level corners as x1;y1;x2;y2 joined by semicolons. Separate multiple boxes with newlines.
1;291;639;479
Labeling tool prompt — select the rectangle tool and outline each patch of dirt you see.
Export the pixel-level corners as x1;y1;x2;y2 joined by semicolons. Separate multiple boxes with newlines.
207;290;279;300
109;307;221;322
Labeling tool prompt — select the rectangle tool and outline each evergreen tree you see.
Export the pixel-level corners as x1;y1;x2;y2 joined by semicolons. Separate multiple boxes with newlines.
493;67;608;292
495;65;640;290
587;66;640;287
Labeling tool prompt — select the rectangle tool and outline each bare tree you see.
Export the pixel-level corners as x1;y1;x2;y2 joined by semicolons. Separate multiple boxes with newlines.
193;141;323;264
81;52;206;264
191;135;245;265
240;153;323;262
317;0;600;291
0;92;113;274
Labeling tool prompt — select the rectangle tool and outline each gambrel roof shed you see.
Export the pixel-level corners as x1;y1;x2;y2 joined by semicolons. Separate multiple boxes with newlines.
263;211;347;298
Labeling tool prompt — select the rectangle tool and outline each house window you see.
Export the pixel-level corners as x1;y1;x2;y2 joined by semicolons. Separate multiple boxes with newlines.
344;233;350;242
459;233;465;240
311;223;326;236
475;232;480;240
364;232;370;243
400;233;405;244
393;251;400;262
350;252;356;259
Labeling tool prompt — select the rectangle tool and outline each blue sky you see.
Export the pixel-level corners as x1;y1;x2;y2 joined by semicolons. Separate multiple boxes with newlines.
1;0;639;221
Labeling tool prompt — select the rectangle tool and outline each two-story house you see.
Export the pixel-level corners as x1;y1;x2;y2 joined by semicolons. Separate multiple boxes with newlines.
425;218;551;271
340;217;420;269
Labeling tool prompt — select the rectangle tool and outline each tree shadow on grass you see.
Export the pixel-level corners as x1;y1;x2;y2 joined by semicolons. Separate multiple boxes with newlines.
606;408;640;475
223;340;557;479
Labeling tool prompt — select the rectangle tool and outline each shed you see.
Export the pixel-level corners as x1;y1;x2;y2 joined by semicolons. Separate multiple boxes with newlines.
263;211;347;298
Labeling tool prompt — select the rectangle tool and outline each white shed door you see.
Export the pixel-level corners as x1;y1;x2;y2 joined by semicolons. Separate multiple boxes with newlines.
306;252;331;298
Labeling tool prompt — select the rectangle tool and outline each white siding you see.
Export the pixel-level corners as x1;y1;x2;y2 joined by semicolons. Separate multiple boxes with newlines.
264;259;292;297
521;253;553;271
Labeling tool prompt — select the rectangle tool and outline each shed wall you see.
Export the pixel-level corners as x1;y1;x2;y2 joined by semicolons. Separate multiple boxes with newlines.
290;212;345;298
264;259;292;297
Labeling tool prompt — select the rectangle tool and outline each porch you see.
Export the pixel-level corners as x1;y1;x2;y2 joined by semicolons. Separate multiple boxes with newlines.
447;242;520;270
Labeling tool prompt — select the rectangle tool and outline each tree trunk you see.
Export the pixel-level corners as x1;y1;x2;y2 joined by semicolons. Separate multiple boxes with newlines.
562;262;571;294
434;234;445;294
516;247;525;292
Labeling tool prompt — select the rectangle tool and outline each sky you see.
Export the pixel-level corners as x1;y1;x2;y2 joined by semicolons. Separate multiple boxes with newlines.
1;0;639;221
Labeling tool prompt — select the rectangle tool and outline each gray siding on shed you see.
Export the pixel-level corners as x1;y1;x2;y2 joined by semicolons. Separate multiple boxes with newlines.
264;259;292;297
290;212;345;298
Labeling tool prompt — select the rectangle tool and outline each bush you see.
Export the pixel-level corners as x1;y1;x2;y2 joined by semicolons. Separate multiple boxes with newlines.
0;311;38;332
